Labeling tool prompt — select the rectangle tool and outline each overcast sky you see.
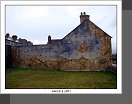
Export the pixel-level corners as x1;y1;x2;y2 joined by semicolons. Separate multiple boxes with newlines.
6;6;116;54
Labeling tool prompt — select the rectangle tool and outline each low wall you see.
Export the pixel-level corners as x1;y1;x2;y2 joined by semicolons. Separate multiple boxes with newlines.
11;44;112;71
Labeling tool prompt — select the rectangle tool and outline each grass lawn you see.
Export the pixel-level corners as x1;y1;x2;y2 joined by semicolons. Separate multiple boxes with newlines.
113;60;117;64
6;68;117;89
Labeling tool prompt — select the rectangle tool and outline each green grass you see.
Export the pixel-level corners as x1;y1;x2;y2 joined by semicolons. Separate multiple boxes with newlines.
6;68;117;89
113;60;117;64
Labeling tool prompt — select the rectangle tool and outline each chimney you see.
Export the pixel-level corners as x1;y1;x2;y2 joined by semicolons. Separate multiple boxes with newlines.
12;35;17;41
48;35;51;42
80;12;90;23
5;33;10;38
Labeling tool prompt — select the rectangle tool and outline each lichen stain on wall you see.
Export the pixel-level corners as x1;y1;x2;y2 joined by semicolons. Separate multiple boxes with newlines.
76;43;89;53
11;19;112;71
60;57;96;71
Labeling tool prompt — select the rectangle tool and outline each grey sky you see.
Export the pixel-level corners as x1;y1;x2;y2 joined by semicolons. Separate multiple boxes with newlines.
6;6;116;54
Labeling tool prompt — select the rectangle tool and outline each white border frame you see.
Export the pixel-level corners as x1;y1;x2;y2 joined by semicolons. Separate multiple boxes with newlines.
0;1;122;94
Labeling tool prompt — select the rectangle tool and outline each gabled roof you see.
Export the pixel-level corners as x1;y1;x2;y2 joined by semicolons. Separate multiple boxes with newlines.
89;20;112;38
62;19;112;40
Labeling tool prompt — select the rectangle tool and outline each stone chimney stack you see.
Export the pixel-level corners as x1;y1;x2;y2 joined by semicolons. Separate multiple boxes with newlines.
12;35;17;41
5;33;10;38
48;35;51;42
80;12;90;23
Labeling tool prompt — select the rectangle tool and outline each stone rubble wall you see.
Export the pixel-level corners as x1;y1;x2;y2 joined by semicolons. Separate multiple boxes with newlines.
11;20;112;71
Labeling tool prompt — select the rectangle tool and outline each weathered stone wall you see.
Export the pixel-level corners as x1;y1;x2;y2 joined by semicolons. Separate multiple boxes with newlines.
12;44;61;69
12;20;112;71
88;21;112;70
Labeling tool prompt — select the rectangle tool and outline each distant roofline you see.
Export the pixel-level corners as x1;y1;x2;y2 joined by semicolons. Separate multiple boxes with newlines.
5;38;19;43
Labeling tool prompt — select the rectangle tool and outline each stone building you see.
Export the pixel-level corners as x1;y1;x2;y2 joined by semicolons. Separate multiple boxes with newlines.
5;33;33;67
5;33;33;46
6;12;112;71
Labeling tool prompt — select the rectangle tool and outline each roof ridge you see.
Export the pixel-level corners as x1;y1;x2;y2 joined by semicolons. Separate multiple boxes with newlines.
62;19;90;40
